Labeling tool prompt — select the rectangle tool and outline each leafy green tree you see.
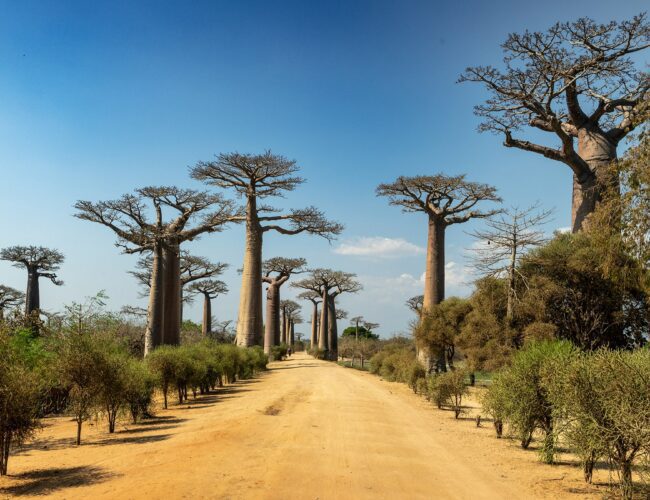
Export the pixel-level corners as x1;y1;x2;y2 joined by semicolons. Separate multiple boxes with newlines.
519;232;648;349
0;326;46;475
415;297;472;372
546;349;650;496
341;326;378;340
482;341;577;463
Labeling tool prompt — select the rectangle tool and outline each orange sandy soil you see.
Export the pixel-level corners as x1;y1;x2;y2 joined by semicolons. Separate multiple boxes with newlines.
0;352;622;499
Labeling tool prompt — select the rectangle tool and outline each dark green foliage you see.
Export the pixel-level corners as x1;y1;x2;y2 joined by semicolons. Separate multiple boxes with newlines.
0;326;47;475
270;344;288;361
482;341;577;463
425;370;469;418
341;326;379;340
546;349;650;496
147;342;267;408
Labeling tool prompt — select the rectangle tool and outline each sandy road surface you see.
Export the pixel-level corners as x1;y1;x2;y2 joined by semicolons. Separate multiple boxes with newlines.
0;352;603;499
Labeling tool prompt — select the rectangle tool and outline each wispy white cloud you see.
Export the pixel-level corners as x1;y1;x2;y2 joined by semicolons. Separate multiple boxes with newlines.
556;226;571;234
333;236;425;258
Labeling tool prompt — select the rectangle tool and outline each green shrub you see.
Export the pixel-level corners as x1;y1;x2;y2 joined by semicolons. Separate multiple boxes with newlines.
123;359;155;423
146;345;180;409
271;344;288;361
308;347;327;359
427;370;468;418
546;349;650;497
482;340;577;463
0;328;46;475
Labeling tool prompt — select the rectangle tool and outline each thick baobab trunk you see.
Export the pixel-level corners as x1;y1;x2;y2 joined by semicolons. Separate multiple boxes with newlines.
25;268;39;315
328;296;338;360
162;242;182;345
264;284;280;354
289;320;294;346
423;217;446;309
145;244;164;355
572;128;617;233
236;197;264;346
202;292;212;336
419;217;446;372
318;288;329;351
280;308;286;344
310;302;319;348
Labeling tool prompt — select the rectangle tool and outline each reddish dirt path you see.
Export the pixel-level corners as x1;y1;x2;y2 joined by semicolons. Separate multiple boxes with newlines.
0;352;604;499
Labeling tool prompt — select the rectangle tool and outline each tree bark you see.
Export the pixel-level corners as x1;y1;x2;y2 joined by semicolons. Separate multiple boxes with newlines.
319;288;329;351
25;267;39;315
236;196;264;346
145;243;164;355
280;308;286;344
162;241;182;345
423;217;445;310
289;320;296;347
328;295;338;360
572;128;617;232
420;217;446;372
202;292;212;336
310;302;319;349
264;284;279;354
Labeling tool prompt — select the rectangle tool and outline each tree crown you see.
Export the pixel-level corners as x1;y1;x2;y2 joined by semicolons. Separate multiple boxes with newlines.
376;174;501;224
0;246;64;285
459;13;649;175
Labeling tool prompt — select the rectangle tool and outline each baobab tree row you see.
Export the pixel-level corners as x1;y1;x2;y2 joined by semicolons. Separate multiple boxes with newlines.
292;268;362;360
74;152;343;356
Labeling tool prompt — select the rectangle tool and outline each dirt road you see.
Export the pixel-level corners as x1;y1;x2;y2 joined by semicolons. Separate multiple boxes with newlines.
0;353;602;499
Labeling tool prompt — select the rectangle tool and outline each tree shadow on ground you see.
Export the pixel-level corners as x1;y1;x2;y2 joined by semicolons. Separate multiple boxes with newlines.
90;433;172;446
270;363;319;370
0;465;115;496
170;382;258;410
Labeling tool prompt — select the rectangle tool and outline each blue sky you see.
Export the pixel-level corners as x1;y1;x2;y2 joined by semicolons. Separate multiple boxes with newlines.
0;0;647;336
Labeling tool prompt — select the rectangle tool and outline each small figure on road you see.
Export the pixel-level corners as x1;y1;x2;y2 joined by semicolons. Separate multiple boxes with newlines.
287;346;292;357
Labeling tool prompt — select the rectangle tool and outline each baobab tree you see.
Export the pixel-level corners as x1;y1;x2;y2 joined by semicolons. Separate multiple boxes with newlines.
377;174;500;371
186;279;228;336
279;300;301;346
297;290;321;348
350;316;364;341
406;295;424;318
74;186;241;353
0;246;64;321
293;269;361;359
191;151;343;347
459;14;650;232
262;257;306;354
0;285;24;320
468;204;553;323
131;252;228;321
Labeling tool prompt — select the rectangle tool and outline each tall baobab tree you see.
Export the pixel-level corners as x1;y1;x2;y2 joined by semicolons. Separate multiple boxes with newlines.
74;186;241;353
0;285;24;320
191;151;343;347
186;279;228;336
131;252;228;321
468;204;553;323
350;315;364;341
279;300;301;346
377;174;500;370
459;14;650;232
262;257;306;354
0;246;64;322
293;269;361;359
298;290;321;348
